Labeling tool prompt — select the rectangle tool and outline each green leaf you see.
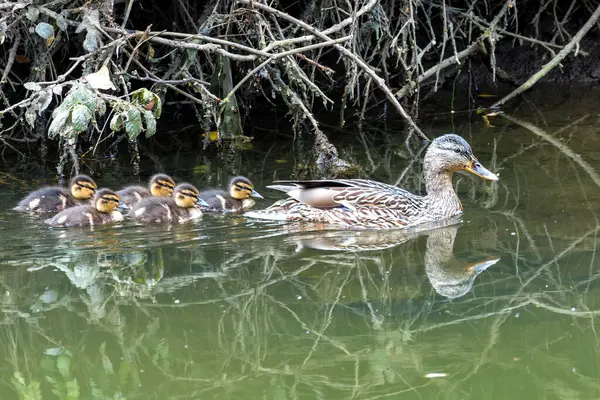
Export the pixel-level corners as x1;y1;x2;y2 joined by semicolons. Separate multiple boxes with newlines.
152;94;162;118
119;361;131;387
25;106;36;128
142;110;156;138
56;354;71;379
48;108;70;139
131;88;162;118
12;371;26;387
110;112;125;131
125;107;142;140
62;126;78;145
62;84;97;110
70;104;92;132
11;372;42;400
36;89;52;112
24;82;42;91
83;29;100;53
132;88;154;104
95;99;107;117
34;22;54;40
25;7;40;22
65;379;80;400
56;14;68;31
193;164;209;173
41;356;57;373
99;343;114;374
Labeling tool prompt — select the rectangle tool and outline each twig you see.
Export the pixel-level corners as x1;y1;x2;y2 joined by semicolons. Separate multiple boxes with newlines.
262;0;378;51
237;0;429;141
36;56;86;85
498;113;600;188
106;27;271;58
222;36;351;104
395;42;481;99
0;34;20;86
126;53;218;103
133;75;210;86
120;0;135;29
490;2;600;109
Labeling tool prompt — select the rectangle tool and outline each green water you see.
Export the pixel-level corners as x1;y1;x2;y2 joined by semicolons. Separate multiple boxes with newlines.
1;93;600;399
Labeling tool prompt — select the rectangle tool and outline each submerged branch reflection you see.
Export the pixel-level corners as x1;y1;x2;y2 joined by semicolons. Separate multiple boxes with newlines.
2;112;600;397
1;212;597;398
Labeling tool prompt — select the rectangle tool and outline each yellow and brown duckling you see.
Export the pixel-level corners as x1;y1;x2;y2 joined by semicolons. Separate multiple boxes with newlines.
116;173;176;208
127;183;209;224
199;176;263;212
45;189;125;227
245;134;498;229
13;175;97;213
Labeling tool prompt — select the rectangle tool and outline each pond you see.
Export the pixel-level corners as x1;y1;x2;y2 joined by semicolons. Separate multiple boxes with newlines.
1;88;600;399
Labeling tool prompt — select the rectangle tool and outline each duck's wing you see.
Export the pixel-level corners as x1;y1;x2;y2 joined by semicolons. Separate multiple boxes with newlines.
199;189;231;210
267;179;423;211
14;187;72;212
45;205;94;227
127;197;177;223
117;186;151;207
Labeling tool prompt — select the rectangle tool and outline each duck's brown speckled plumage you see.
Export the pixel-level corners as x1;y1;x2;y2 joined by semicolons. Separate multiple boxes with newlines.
245;134;498;229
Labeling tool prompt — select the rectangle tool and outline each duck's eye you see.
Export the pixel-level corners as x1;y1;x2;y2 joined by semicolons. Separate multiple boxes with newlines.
454;148;461;154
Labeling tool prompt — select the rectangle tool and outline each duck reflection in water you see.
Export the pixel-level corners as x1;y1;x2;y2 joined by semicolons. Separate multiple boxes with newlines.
423;225;499;299
284;218;499;299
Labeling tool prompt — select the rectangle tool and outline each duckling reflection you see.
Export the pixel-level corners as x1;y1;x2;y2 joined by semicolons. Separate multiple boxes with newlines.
285;221;499;299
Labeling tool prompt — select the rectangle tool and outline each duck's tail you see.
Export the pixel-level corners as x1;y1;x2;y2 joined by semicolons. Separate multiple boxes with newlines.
265;184;297;193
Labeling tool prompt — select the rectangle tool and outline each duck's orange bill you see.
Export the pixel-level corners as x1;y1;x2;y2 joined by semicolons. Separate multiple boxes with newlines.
468;256;501;274
464;159;499;181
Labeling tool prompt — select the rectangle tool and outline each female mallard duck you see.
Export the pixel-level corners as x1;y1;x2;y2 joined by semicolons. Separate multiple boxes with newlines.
199;176;263;212
245;134;498;229
116;173;176;208
45;189;125;227
13;175;97;213
128;183;209;224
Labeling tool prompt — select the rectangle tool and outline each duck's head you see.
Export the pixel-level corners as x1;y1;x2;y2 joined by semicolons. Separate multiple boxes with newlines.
94;189;124;213
149;174;176;197
425;134;498;181
70;175;98;200
174;183;210;208
229;176;263;200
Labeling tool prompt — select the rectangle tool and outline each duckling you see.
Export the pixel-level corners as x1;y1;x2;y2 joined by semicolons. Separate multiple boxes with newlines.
45;189;125;227
199;176;263;212
13;175;97;213
128;183;209;224
116;173;176;207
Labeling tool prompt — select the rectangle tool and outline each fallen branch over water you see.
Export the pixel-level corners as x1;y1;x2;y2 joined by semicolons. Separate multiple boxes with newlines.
490;2;600;109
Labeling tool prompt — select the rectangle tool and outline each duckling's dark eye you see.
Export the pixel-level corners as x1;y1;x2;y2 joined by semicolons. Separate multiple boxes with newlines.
454;148;461;154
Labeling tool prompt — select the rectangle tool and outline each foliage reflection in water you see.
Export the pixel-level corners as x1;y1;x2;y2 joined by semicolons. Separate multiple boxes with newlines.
1;104;600;398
